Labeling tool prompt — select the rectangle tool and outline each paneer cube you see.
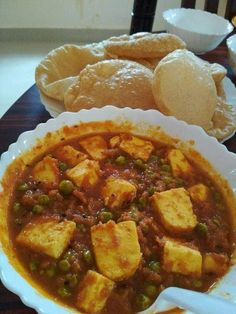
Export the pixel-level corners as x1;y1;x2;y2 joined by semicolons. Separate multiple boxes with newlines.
109;135;121;148
79;135;107;160
77;270;114;314
91;220;141;281
152;187;197;234
102;176;137;209
17;218;76;258
163;239;202;277
66;159;100;188
167;149;193;177
119;134;154;161
55;145;87;167
203;253;229;276
32;155;60;185
188;183;211;202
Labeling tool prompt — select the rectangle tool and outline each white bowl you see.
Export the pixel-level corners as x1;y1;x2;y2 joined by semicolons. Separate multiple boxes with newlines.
163;8;233;54
227;34;236;74
1;106;236;314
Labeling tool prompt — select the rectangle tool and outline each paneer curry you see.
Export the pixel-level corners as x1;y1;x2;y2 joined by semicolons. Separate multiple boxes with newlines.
9;132;233;313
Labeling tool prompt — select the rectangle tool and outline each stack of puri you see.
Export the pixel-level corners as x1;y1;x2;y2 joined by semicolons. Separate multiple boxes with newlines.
35;32;236;141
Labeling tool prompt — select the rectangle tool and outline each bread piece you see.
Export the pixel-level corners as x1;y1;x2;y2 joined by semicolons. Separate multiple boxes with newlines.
152;187;197;234
102;176;137;209
203;253;229;275
207;97;236;141
79;135;107;160
32;155;60;185
66;159;100;188
55;145;87;167
119;134;154;161
91;220;141;281
64;59;156;112
77;270;114;314
109;135;121;148
17;218;76;258
188;183;211;202
152;49;217;130
163;239;202;277
202;61;227;85
167;149;193;178
35;43;107;101
104;32;186;59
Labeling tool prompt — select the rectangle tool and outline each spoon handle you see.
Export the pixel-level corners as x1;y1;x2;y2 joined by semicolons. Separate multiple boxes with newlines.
161;287;236;314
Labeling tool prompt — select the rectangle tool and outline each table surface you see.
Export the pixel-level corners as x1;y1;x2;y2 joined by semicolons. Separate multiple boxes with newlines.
0;46;236;314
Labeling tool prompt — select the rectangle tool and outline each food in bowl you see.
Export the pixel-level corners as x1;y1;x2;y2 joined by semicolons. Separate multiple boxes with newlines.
163;8;233;54
153;49;217;130
0;108;235;314
35;32;186;102
227;34;236;75
64;59;156;111
35;33;236;142
103;32;186;59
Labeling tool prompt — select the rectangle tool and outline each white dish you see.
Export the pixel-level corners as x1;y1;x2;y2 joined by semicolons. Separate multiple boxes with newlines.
0;106;236;314
39;77;236;143
227;34;236;75
163;8;233;54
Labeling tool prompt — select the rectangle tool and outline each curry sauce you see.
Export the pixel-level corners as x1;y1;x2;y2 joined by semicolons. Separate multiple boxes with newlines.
8;132;232;314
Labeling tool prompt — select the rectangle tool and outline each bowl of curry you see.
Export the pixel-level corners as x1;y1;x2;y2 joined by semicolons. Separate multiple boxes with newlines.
0;106;236;314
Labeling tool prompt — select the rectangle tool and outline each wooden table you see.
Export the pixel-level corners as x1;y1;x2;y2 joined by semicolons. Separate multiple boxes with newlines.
0;46;236;313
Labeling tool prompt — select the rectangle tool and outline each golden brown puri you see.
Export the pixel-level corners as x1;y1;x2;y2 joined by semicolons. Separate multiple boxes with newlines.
207;97;236;141
215;81;226;100
35;43;108;101
104;32;186;59
114;56;162;71
152;49;217;130
64;59;156;112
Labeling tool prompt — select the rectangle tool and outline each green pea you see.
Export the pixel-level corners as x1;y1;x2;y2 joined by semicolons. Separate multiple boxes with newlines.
193;279;203;288
29;260;38;272
136;293;151;311
57;286;71;298
144;284;158;298
213;191;221;203
32;204;44;214
176;177;185;187
68;274;78;288
139;197;147;208
115;155;126;165
195;223;208;237
17;182;29;191
38;194;50;205
148;260;160;272
100;211;113;223
160;158;166;165
14;218;22;226
58;259;71;272
213;218;221;227
59;180;74;196
134;159;147;171
77;223;87;232
46;266;56;278
161;164;171;172
13;202;22;213
147;187;155;196
141;224;149;234
162;176;173;185
59;162;68;171
83;249;94;265
149;155;159;162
